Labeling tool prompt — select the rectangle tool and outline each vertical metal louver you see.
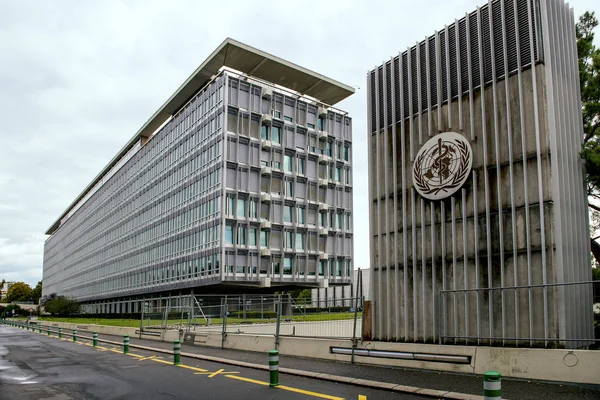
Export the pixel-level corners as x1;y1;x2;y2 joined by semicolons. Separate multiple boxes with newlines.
492;0;506;79
459;18;469;95
378;65;384;128
369;0;544;132
428;37;438;110
439;30;448;103
420;42;428;110
394;57;401;121
370;71;376;132
448;25;459;98
402;52;409;119
410;47;418;117
385;61;392;127
469;12;482;89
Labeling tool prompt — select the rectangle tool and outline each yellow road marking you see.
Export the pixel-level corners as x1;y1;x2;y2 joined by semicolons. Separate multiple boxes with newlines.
225;375;268;386
151;358;174;365
177;364;209;373
225;374;344;400
277;385;344;400
194;368;239;378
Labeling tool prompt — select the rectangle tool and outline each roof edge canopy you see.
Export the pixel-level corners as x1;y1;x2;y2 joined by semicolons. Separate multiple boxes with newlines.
45;38;354;235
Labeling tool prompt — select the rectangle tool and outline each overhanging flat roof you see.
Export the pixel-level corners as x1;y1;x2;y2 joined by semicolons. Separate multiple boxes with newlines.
45;38;354;235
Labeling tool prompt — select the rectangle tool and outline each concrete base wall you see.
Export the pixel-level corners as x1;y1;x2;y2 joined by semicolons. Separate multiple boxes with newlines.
41;321;600;385
212;333;599;385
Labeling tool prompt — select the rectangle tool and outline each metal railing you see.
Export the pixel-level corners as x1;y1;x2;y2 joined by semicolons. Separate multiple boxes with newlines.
439;280;599;349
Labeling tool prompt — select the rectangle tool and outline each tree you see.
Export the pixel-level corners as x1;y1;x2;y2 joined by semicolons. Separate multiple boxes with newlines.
6;282;32;303
43;296;81;317
577;11;600;266
2;304;23;318
31;281;42;304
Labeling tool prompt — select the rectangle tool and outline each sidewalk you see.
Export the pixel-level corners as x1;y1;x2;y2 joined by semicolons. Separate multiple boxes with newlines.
93;332;600;400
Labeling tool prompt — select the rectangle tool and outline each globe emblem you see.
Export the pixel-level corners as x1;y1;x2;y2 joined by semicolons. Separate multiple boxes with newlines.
413;132;473;200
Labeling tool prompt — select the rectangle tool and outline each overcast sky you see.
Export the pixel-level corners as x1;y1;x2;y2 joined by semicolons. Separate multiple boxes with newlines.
0;0;598;288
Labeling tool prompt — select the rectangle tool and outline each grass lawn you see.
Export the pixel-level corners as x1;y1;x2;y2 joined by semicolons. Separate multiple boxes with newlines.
6;312;361;329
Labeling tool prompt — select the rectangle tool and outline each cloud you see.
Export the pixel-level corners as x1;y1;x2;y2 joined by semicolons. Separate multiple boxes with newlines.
0;0;598;289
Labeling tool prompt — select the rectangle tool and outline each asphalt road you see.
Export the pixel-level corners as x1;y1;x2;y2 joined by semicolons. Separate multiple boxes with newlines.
0;325;426;400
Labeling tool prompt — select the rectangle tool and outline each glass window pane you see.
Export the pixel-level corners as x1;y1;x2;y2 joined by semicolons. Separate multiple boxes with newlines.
272;127;281;144
225;225;233;244
284;155;292;172
284;206;292;223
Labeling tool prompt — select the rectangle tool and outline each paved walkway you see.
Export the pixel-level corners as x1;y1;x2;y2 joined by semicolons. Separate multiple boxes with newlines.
94;331;600;400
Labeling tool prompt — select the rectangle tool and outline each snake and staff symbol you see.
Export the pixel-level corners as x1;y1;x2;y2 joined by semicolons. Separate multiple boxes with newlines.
413;132;473;200
424;138;456;184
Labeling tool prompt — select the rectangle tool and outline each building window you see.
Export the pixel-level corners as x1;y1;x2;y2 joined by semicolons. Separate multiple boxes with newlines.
345;213;351;230
297;158;305;175
336;143;342;159
297;207;305;224
273;261;280;274
317;117;324;131
284;206;293;223
345;169;350;185
337;213;343;230
248;199;258;219
283;257;292;275
237;198;246;218
248;227;257;246
326;142;332;157
237;226;246;245
227;196;235;217
260;231;268;247
337;260;343;276
295;232;305;251
261;126;269;140
225;225;233;244
284;155;292;173
273;110;282;119
335;167;341;182
319;260;326;276
307;122;315;129
344;146;349;161
320;212;327;227
272;126;281;144
284;116;293;123
285;180;294;197
285;231;293;250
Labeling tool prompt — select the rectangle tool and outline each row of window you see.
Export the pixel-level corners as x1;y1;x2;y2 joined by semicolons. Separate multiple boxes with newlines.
68;254;221;298
225;258;351;278
63;168;223;272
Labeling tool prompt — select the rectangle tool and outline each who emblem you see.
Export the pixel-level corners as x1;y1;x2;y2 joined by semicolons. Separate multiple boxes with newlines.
412;132;473;201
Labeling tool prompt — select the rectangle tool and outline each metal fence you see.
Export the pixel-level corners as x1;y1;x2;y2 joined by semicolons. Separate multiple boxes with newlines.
439;280;599;349
136;294;364;348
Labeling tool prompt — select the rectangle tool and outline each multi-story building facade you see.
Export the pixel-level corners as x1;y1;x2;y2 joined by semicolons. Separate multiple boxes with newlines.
43;39;355;313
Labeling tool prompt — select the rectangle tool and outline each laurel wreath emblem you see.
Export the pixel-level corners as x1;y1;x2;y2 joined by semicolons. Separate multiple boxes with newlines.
413;140;471;196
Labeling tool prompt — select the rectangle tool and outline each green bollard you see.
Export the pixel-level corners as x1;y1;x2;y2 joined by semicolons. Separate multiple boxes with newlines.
58;328;62;339
38;325;42;334
73;329;77;342
93;332;98;347
268;350;280;387
47;326;51;336
173;340;181;365
483;370;502;400
123;335;129;354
